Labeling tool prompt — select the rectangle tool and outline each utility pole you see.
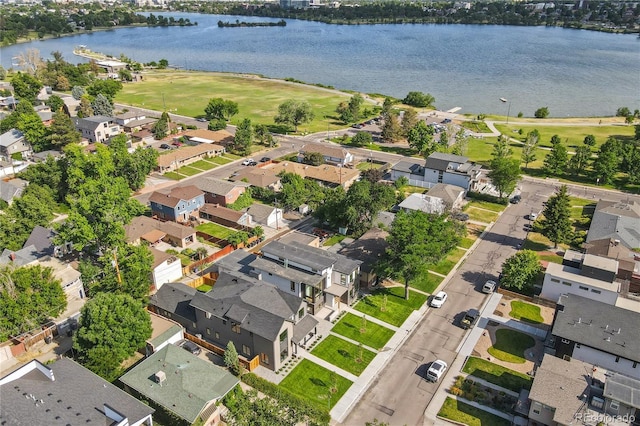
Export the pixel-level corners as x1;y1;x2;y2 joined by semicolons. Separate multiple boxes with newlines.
112;248;122;285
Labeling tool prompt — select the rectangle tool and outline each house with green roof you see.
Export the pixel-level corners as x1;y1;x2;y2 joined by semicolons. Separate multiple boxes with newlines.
119;344;239;426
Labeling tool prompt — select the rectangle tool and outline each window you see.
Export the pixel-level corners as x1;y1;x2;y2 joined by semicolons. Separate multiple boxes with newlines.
206;328;210;335
291;281;296;292
562;281;572;286
215;331;220;339
579;286;589;291
232;323;241;334
298;308;304;319
591;289;601;294
550;278;560;283
261;353;269;365
242;345;251;356
192;322;196;328
561;338;571;344
632;362;637;368
205;312;211;319
615;356;620;363
610;401;619;411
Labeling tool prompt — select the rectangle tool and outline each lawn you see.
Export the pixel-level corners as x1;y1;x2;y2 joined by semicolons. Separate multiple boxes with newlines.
189;159;218;171
462;357;533;393
210;156;234;165
279;359;352;410
310;335;376;376
116;70;352;132
162;171;184;180
323;234;346;247
175;165;202;176
195;222;237;239
466;200;507;213
509;301;544;324
438;397;511;426
356;161;381;171
460;224;485;249
196;284;213;292
409;271;444;294
331;313;395;349
487;329;536;364
464;207;500;224
353;286;427;327
459;120;492;133
428;248;467;276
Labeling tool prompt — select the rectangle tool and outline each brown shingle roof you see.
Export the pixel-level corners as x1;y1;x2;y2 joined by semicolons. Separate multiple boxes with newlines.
300;144;351;160
200;204;245;223
125;216;195;242
268;162;360;186
156;144;225;168
230;169;280;188
149;186;203;208
184;129;234;145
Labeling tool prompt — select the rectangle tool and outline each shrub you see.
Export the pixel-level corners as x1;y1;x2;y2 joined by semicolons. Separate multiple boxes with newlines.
466;191;508;205
534;107;550;118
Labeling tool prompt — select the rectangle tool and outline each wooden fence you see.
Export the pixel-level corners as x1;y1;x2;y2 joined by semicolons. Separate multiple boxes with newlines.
497;287;557;309
182;243;234;276
185;332;260;371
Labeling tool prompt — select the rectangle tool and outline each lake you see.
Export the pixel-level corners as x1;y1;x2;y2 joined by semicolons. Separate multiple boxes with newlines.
1;13;638;117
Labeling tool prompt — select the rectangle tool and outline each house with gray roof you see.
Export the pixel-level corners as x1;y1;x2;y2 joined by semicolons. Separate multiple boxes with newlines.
298;143;353;166
246;202;283;228
390;152;483;192
0;358;154;426
551;293;640;379
339;227;389;289
150;273;318;371
230;168;282;191
72;115;122;143
0;129;31;160
586;200;640;250
245;240;362;313
398;193;446;215
0;178;26;204
120;344;238;425
194;177;250;206
426;183;465;211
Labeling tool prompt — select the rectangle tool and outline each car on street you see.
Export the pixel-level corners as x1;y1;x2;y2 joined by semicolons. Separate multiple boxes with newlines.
260;157;271;163
441;118;452;124
426;359;448;382
196;117;208;122
510;195;521;204
241;159;257;166
430;291;448;308
160;143;172;150
461;308;480;329
529;212;538;220
482;280;496;294
177;339;201;356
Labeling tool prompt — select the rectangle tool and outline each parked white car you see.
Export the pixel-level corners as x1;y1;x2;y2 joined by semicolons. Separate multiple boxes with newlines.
426;359;448;382
482;280;497;294
430;291;448;308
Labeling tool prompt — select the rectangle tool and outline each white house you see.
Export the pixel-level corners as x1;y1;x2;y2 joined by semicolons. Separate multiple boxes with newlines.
246;203;283;229
0;129;31;160
541;252;620;305
149;247;182;290
298;143;354;167
390;152;483;191
398;193;446;215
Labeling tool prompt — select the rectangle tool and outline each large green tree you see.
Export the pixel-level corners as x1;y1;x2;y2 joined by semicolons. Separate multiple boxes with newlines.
205;98;239;121
539;185;573;248
91;93;113;116
520;130;539;169
16;112;47;152
592;137;622;185
407;121;435;155
381;112;401;143
11;72;43;104
402;91;435;108
46;111;82;148
500;250;541;294
569;145;591;176
400;108;419;137
487;137;519;199
234;118;254;155
274;99;314;132
341;180;396;237
336;94;364;123
543;135;568;176
86;79;123;102
378;210;463;299
73;292;151;381
0;264;66;340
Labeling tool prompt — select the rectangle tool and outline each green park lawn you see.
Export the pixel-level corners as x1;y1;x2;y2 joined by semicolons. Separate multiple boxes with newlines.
428;248;467;276
353;287;427;327
487;329;536;364
462;357;533;393
279;359;352;410
195;222;236;239
409;271;444;293
116;70;352;132
310;335;376;376
459;120;491;133
509;301;544;324
438;397;511;426
331;313;395;349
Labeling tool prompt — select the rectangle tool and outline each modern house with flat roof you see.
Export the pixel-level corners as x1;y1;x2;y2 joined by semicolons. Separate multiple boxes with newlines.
390;152;483;191
0;358;154;426
120;344;238;426
72;115;122;143
551;294;640;379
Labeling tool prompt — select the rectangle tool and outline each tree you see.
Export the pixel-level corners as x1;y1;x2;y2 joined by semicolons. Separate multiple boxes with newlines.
73;293;151;381
91;93;113;116
227;231;250;248
539;185;573;248
336;94;364;123
543;135;568;176
362;168;384;183
274;100;314;132
224;341;241;375
520;130;539;169
71;85;85;100
534;106;549;118
340;180;396;237
78;96;93;118
407;121;435;155
500;250;541;294
204;98;239;121
55;74;70;91
451;129;469;156
492;135;513;159
351;131;372;147
625;114;635;125
158;59;169;69
153;111;170;140
254;124;275;147
635;125;640;141
616;106;630;117
45;94;64;112
381;111;401;143
621;142;640;185
583;134;596;147
488;157;521;200
11;72;43;104
0;264;66;341
86;79;122;102
46;111;81;148
16;113;47;152
592;137;622;185
402;91;435;108
233;118;253;155
118;69;132;82
378;210;463;299
208;118;227;131
569;145;591;176
381;97;394;117
400;108;418;136
303;152;325;166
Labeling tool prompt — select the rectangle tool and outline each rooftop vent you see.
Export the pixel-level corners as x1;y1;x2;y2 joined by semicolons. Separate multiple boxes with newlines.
154;371;166;385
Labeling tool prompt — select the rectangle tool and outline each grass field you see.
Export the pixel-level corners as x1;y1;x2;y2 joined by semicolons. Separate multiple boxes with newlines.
464;207;500;223
175;165;202;176
353;286;427;327
460;120;491;133
438;397;511;426
310;335;376;376
409;271;444;293
189;159;218;171
195;222;236;239
509;301;544;324
279;359;352;410
487;329;536;364
162;171;184;180
428;248;467;276
210;156;234;165
466;200;507;213
116;70;353;132
331;313;395;349
462;357;533;393
323;234;347;246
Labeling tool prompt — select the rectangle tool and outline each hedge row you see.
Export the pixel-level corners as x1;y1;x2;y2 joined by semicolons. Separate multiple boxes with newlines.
466;191;509;205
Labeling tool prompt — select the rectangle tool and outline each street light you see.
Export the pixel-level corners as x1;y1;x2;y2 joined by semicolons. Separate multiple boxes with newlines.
500;97;512;125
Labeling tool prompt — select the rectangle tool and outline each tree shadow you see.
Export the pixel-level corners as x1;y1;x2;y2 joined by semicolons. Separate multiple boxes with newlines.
309;377;326;387
337;349;351;359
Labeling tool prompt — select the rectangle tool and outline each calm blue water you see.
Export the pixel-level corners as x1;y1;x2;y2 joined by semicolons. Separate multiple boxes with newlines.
1;13;638;117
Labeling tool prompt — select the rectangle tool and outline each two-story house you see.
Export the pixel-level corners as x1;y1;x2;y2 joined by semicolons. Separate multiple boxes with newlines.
0;129;31;160
390;152;483;191
149;186;205;222
195;177;250;206
550;293;640;379
540;251;621;305
149;273;319;371
72;115;122;143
